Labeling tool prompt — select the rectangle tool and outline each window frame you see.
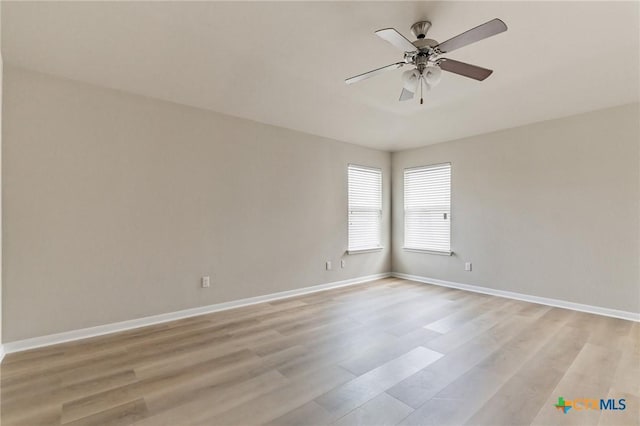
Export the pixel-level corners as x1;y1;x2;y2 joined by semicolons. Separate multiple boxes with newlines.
347;164;383;254
403;162;453;256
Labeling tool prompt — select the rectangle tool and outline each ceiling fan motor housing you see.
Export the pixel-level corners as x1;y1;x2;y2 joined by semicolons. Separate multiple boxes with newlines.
413;38;439;51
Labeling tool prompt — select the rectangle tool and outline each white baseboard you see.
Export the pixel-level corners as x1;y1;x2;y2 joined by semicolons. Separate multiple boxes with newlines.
2;272;391;355
392;272;640;322
5;270;633;358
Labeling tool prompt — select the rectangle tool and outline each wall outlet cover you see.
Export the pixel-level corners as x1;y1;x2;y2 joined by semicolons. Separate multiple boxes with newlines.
201;276;211;288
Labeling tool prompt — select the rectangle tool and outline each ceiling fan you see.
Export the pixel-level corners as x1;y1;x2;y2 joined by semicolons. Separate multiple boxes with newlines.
345;18;507;104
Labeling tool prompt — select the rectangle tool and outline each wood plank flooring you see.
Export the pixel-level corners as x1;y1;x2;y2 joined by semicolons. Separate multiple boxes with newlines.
1;278;638;426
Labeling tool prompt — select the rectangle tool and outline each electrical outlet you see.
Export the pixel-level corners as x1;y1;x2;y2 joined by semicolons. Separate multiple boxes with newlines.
341;259;346;268
201;276;211;288
326;261;332;271
465;262;472;272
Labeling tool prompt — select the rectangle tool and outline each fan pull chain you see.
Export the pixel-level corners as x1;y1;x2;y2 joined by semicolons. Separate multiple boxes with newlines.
420;77;424;105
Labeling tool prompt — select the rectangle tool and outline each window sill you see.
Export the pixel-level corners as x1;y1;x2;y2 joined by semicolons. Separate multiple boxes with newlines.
403;248;453;256
347;247;384;255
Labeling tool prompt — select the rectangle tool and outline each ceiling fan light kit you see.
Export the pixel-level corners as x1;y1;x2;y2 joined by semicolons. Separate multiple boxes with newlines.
345;18;508;104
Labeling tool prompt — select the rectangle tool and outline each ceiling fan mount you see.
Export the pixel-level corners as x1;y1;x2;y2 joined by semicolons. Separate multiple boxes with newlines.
345;18;508;104
410;20;432;40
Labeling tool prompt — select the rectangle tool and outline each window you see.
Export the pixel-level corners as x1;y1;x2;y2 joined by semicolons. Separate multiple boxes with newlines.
404;163;451;254
348;165;382;252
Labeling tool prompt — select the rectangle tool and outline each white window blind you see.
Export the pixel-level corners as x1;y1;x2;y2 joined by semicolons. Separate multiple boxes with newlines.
348;165;382;252
404;163;451;253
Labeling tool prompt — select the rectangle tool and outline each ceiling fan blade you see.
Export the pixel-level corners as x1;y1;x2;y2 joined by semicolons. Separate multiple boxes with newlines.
399;88;415;101
375;28;417;52
436;18;507;53
439;59;493;81
345;62;405;85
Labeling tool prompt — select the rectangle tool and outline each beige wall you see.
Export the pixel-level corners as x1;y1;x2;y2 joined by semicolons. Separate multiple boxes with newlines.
392;104;640;314
3;66;638;343
2;66;391;341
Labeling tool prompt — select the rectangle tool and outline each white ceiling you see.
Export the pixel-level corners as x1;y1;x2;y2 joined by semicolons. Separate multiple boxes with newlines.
2;1;639;151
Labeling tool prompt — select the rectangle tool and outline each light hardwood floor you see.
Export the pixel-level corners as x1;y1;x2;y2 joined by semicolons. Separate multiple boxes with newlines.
1;278;638;426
